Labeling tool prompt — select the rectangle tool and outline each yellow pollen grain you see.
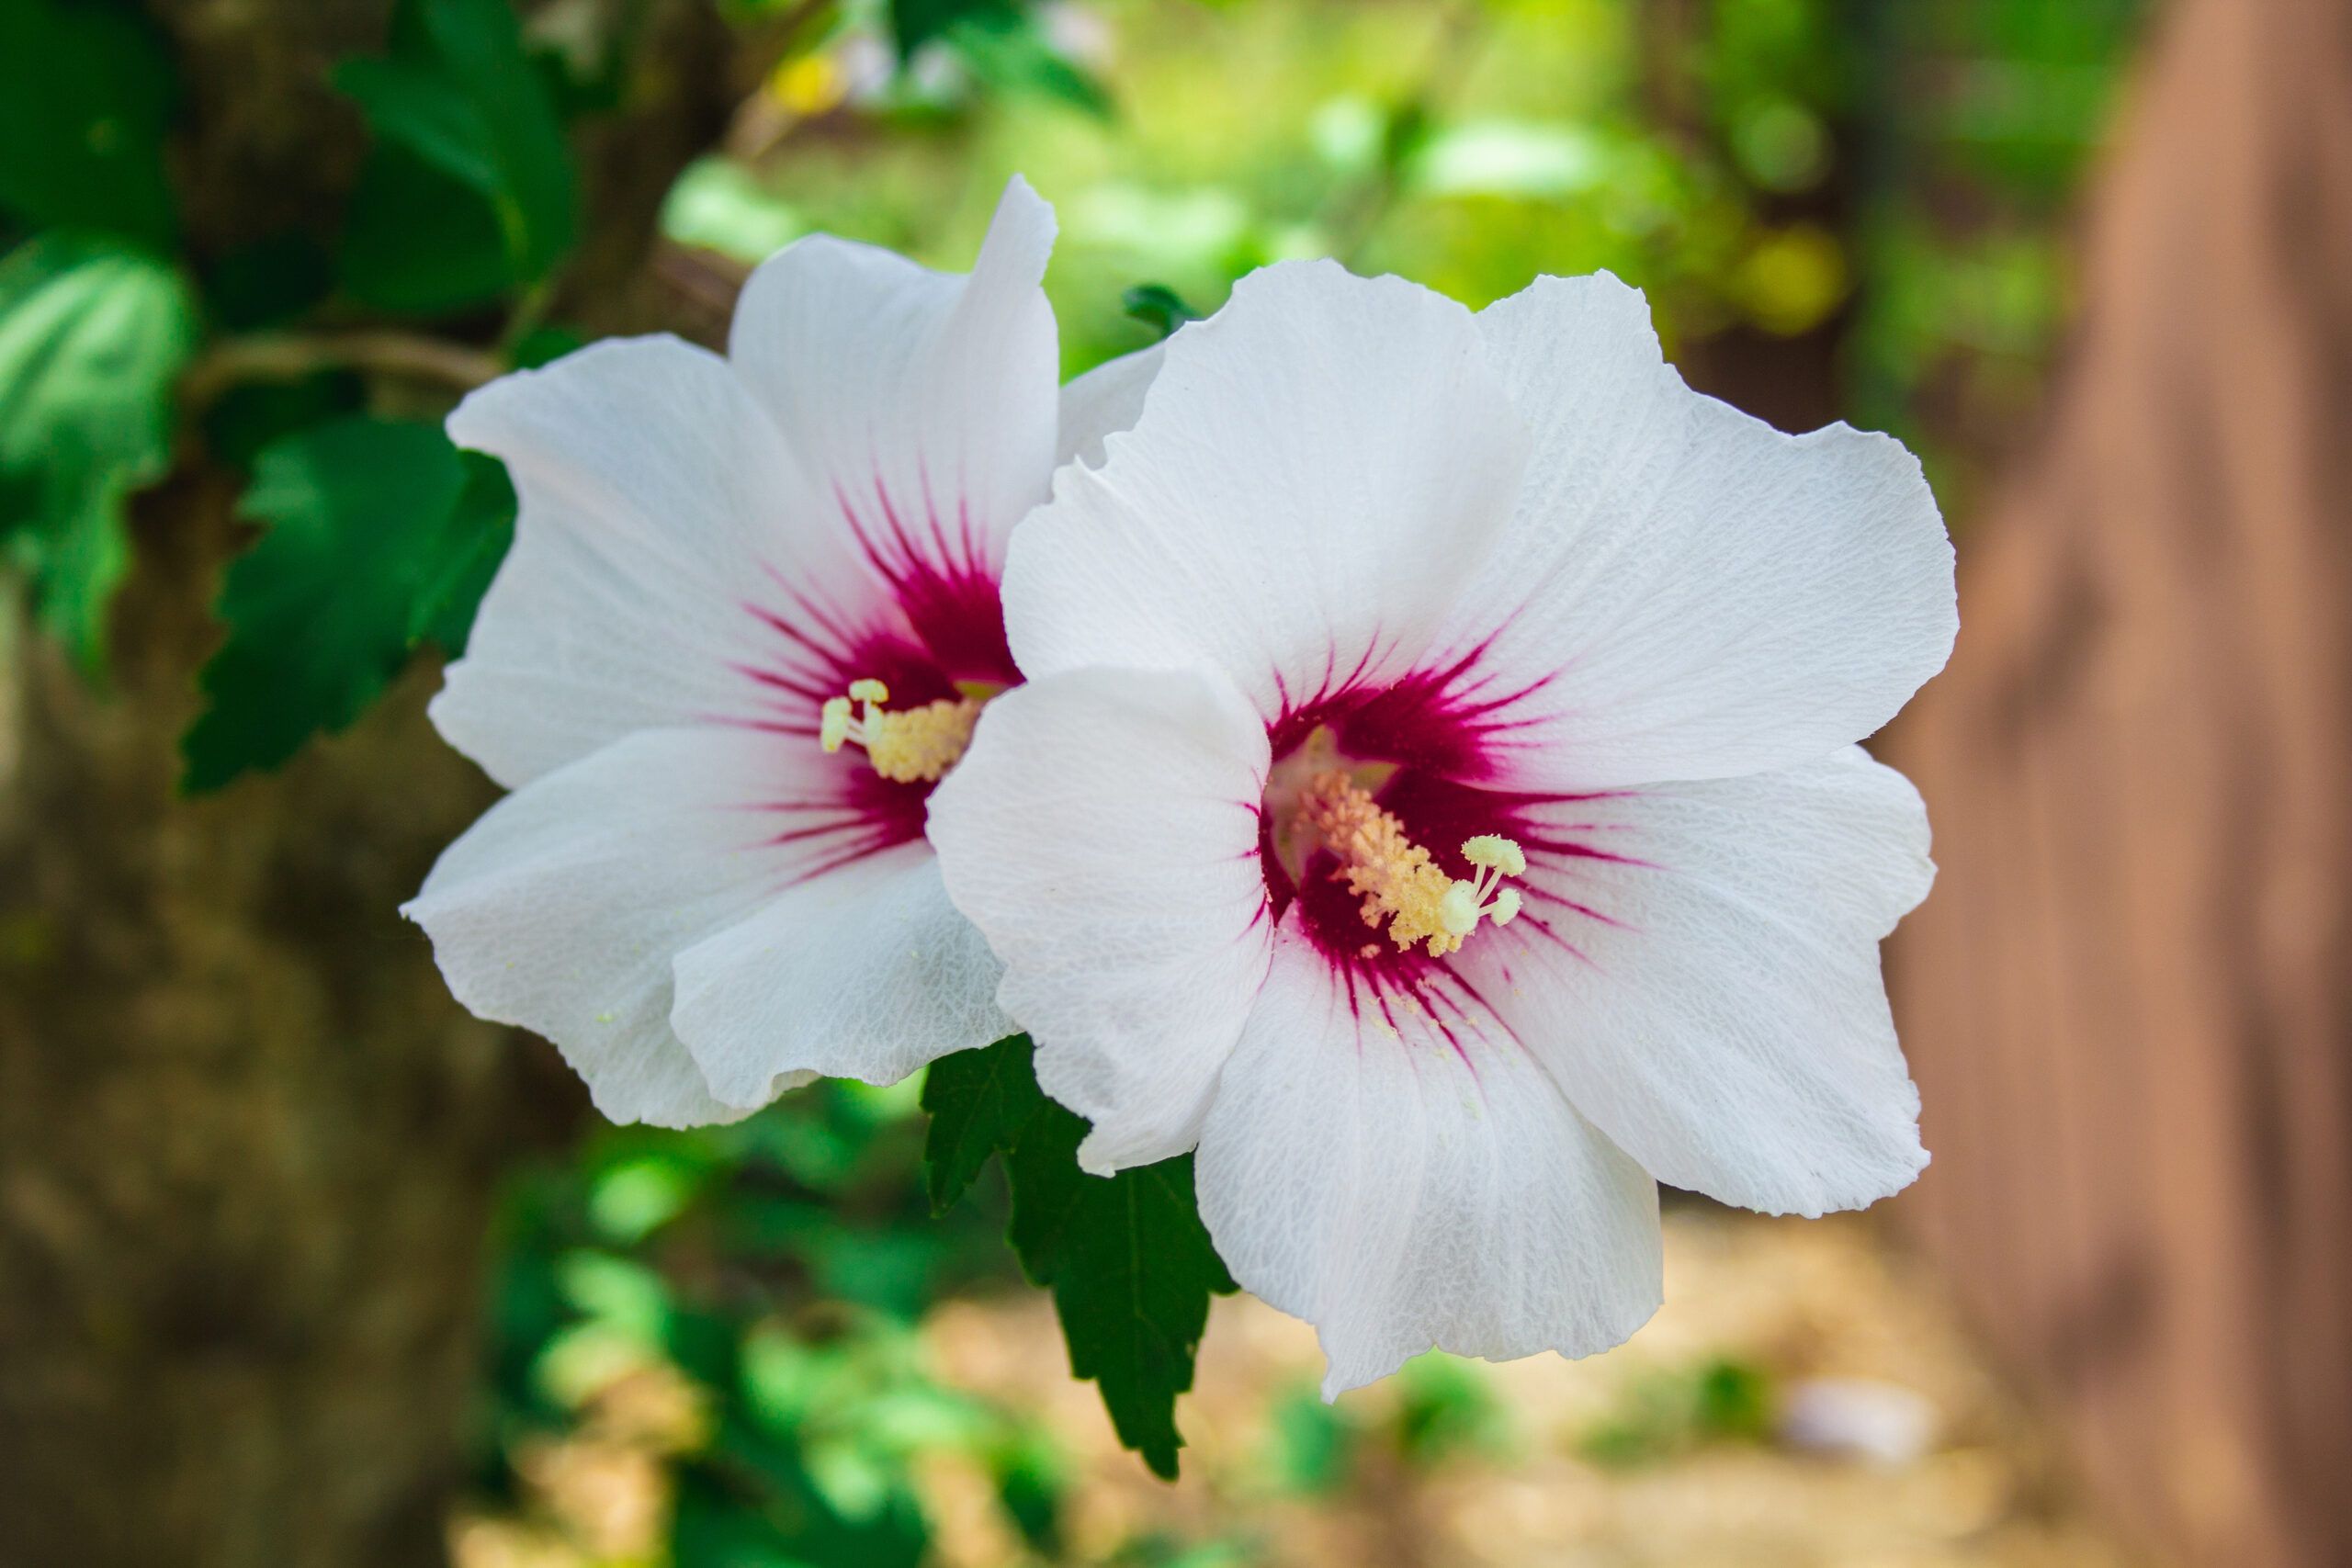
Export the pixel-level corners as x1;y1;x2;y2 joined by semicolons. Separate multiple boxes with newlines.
1301;771;1474;958
819;678;983;784
865;697;980;782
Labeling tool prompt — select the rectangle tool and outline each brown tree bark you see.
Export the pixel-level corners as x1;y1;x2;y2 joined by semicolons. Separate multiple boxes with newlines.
0;518;518;1562
1886;1;2352;1564
0;5;732;1564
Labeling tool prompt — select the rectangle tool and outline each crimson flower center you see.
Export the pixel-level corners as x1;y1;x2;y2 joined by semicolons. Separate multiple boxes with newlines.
1261;725;1523;962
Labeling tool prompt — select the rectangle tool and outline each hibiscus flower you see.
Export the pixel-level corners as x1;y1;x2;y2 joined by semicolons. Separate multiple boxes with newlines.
405;177;1160;1126
928;261;1956;1392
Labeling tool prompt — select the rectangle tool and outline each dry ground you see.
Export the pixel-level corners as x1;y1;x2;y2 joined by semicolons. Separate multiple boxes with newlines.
459;1208;2151;1568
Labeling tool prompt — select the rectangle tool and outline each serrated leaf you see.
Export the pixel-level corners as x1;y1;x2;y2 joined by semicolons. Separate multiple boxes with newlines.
181;417;515;791
1007;1110;1234;1478
0;235;197;669
334;0;579;311
0;0;177;247
921;1034;1046;1214
922;1035;1234;1478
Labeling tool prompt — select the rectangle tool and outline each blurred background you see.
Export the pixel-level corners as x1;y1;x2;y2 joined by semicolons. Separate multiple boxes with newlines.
6;1;2349;1565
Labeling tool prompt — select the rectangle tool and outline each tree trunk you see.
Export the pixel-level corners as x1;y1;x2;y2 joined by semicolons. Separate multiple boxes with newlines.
0;483;523;1566
1886;1;2352;1564
0;5;730;1563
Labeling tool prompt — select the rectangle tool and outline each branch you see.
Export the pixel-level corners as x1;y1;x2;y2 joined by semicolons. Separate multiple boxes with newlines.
182;331;506;408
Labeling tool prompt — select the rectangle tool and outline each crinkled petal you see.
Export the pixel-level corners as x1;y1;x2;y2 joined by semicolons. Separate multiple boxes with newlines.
671;843;1011;1100
439;335;876;788
1457;746;1934;1215
1196;929;1663;1395
1427;273;1955;790
729;175;1059;599
402;727;857;1126
928;666;1272;1172
1055;342;1164;471
1004;261;1529;719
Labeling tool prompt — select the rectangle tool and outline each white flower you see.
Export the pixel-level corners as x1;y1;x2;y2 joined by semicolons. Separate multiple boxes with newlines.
928;261;1956;1393
404;177;1159;1127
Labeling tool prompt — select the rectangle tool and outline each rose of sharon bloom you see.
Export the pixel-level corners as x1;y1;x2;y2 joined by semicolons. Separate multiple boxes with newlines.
928;261;1956;1393
404;177;1160;1127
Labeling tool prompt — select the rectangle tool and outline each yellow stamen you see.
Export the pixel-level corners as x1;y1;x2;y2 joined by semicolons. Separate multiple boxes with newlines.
818;677;982;784
1299;772;1524;958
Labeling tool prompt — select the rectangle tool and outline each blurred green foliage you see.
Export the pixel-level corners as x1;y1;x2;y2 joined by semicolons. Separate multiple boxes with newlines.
1577;1354;1776;1466
0;0;2147;1559
1847;0;2144;495
486;1077;1069;1564
0;233;194;666
0;0;179;248
334;0;581;311
1254;1352;1514;1502
703;0;2139;490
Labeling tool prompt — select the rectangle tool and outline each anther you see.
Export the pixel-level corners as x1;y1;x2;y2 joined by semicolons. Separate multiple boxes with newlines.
1299;773;1522;959
818;677;981;784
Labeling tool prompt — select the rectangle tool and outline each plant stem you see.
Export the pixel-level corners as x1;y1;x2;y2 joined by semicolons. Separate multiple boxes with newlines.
181;331;506;408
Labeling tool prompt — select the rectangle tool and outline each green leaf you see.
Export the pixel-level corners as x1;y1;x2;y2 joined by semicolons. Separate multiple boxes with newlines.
921;1034;1047;1214
0;0;178;247
944;12;1114;120
888;0;1112;117
205;234;336;333
1121;283;1202;341
506;323;586;371
337;145;518;314
181;417;515;791
334;0;579;311
198;371;366;471
0;235;197;668
339;57;513;201
411;452;514;653
922;1035;1234;1479
1010;1115;1234;1478
888;0;1019;62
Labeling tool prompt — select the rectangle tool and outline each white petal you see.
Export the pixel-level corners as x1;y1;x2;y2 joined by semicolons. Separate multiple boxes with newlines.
928;666;1272;1172
1459;746;1934;1215
439;334;877;789
1196;931;1662;1395
1003;261;1529;718
671;843;1011;1100
729;175;1059;586
1432;273;1955;790
402;727;888;1125
1055;342;1164;471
